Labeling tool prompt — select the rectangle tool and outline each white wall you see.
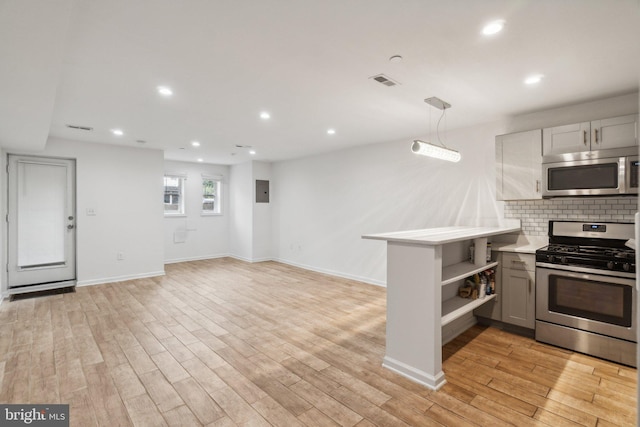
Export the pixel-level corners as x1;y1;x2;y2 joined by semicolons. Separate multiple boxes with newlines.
271;92;639;286
2;138;165;292
272;121;505;285
228;160;273;262
229;161;253;261
252;161;272;262
164;160;230;263
0;164;3;296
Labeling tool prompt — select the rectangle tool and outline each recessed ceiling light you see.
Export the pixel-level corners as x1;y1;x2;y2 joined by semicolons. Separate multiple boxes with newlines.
191;141;200;147
197;158;203;162
482;20;505;35
524;74;544;85
389;55;403;63
111;129;124;136
260;112;271;120
249;150;256;155
327;129;336;135
157;86;173;96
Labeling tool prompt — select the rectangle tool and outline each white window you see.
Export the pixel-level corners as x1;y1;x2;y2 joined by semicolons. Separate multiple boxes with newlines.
164;175;185;215
202;175;222;215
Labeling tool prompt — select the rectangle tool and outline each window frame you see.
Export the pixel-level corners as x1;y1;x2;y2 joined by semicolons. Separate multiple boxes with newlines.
201;174;223;216
163;174;186;216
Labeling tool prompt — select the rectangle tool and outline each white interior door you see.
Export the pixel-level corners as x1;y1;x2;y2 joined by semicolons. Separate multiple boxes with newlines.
7;155;76;292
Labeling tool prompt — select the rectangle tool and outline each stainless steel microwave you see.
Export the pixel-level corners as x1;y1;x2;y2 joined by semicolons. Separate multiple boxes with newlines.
542;148;639;197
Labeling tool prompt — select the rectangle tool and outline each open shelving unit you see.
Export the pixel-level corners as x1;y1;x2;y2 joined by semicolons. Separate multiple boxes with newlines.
442;261;499;286
440;237;498;327
442;294;496;326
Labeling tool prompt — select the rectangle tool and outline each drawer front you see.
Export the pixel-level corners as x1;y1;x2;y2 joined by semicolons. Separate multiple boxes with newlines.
502;252;535;272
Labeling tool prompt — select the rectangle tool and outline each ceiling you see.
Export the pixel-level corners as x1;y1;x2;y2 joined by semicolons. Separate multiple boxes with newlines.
1;0;639;165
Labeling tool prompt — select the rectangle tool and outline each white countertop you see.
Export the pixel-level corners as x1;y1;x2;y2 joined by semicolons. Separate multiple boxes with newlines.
492;241;547;254
362;224;521;245
491;236;548;254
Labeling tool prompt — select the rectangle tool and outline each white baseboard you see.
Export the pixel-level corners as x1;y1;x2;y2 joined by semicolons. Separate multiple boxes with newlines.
274;257;386;287
382;356;446;391
227;254;253;263
164;254;229;264
76;270;165;287
227;254;274;264
250;256;274;263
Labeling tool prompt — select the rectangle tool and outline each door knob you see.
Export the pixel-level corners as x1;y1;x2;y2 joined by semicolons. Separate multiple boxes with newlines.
67;224;74;230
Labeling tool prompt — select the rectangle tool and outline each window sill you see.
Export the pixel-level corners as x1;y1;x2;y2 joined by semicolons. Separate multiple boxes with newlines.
201;212;223;217
164;214;187;218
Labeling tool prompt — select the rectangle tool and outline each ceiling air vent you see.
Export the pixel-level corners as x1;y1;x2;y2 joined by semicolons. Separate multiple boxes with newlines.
370;73;400;87
66;124;93;131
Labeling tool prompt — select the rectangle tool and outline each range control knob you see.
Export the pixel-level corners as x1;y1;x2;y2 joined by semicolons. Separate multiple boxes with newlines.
607;261;615;270
560;256;568;264
623;263;631;272
547;255;555;263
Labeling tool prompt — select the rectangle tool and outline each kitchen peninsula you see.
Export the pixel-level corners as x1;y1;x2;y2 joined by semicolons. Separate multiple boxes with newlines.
363;221;521;390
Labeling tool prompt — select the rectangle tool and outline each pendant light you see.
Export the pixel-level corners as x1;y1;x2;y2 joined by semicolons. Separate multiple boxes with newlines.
411;97;461;162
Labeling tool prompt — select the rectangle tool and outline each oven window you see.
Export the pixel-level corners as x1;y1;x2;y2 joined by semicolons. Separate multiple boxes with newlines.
549;275;632;327
548;163;618;190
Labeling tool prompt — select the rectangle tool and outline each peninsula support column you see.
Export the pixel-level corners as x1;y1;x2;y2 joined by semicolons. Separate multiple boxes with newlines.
382;241;445;390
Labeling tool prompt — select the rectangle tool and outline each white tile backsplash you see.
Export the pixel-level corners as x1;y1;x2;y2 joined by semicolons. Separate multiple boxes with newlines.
504;197;638;236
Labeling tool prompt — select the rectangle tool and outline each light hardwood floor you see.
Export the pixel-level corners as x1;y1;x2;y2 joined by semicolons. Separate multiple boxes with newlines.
0;258;636;426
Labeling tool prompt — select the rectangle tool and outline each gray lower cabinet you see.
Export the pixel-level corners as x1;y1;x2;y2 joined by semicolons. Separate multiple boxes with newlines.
501;253;535;329
474;251;536;329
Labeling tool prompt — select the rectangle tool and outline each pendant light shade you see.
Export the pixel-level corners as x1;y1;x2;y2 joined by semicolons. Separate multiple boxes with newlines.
411;97;461;162
411;140;461;162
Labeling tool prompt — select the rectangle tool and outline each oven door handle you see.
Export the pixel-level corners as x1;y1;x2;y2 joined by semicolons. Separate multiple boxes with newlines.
536;262;637;282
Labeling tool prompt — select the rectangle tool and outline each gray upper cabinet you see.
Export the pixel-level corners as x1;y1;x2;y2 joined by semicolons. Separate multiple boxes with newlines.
496;129;542;201
542;122;590;155
591;114;638;150
542;114;638;156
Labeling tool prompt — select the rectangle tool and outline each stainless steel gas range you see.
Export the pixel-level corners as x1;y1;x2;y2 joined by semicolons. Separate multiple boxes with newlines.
535;221;636;366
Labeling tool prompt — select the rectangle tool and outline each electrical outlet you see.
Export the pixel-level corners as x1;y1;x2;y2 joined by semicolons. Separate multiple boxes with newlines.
86;208;96;216
117;251;124;261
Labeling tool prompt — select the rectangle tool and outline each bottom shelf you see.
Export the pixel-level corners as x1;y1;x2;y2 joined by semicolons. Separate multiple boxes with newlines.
442;294;497;327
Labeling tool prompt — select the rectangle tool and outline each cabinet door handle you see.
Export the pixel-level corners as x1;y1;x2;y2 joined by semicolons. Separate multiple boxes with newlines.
594;128;599;143
511;259;526;265
583;130;587;145
536;180;540;193
528;278;531;293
